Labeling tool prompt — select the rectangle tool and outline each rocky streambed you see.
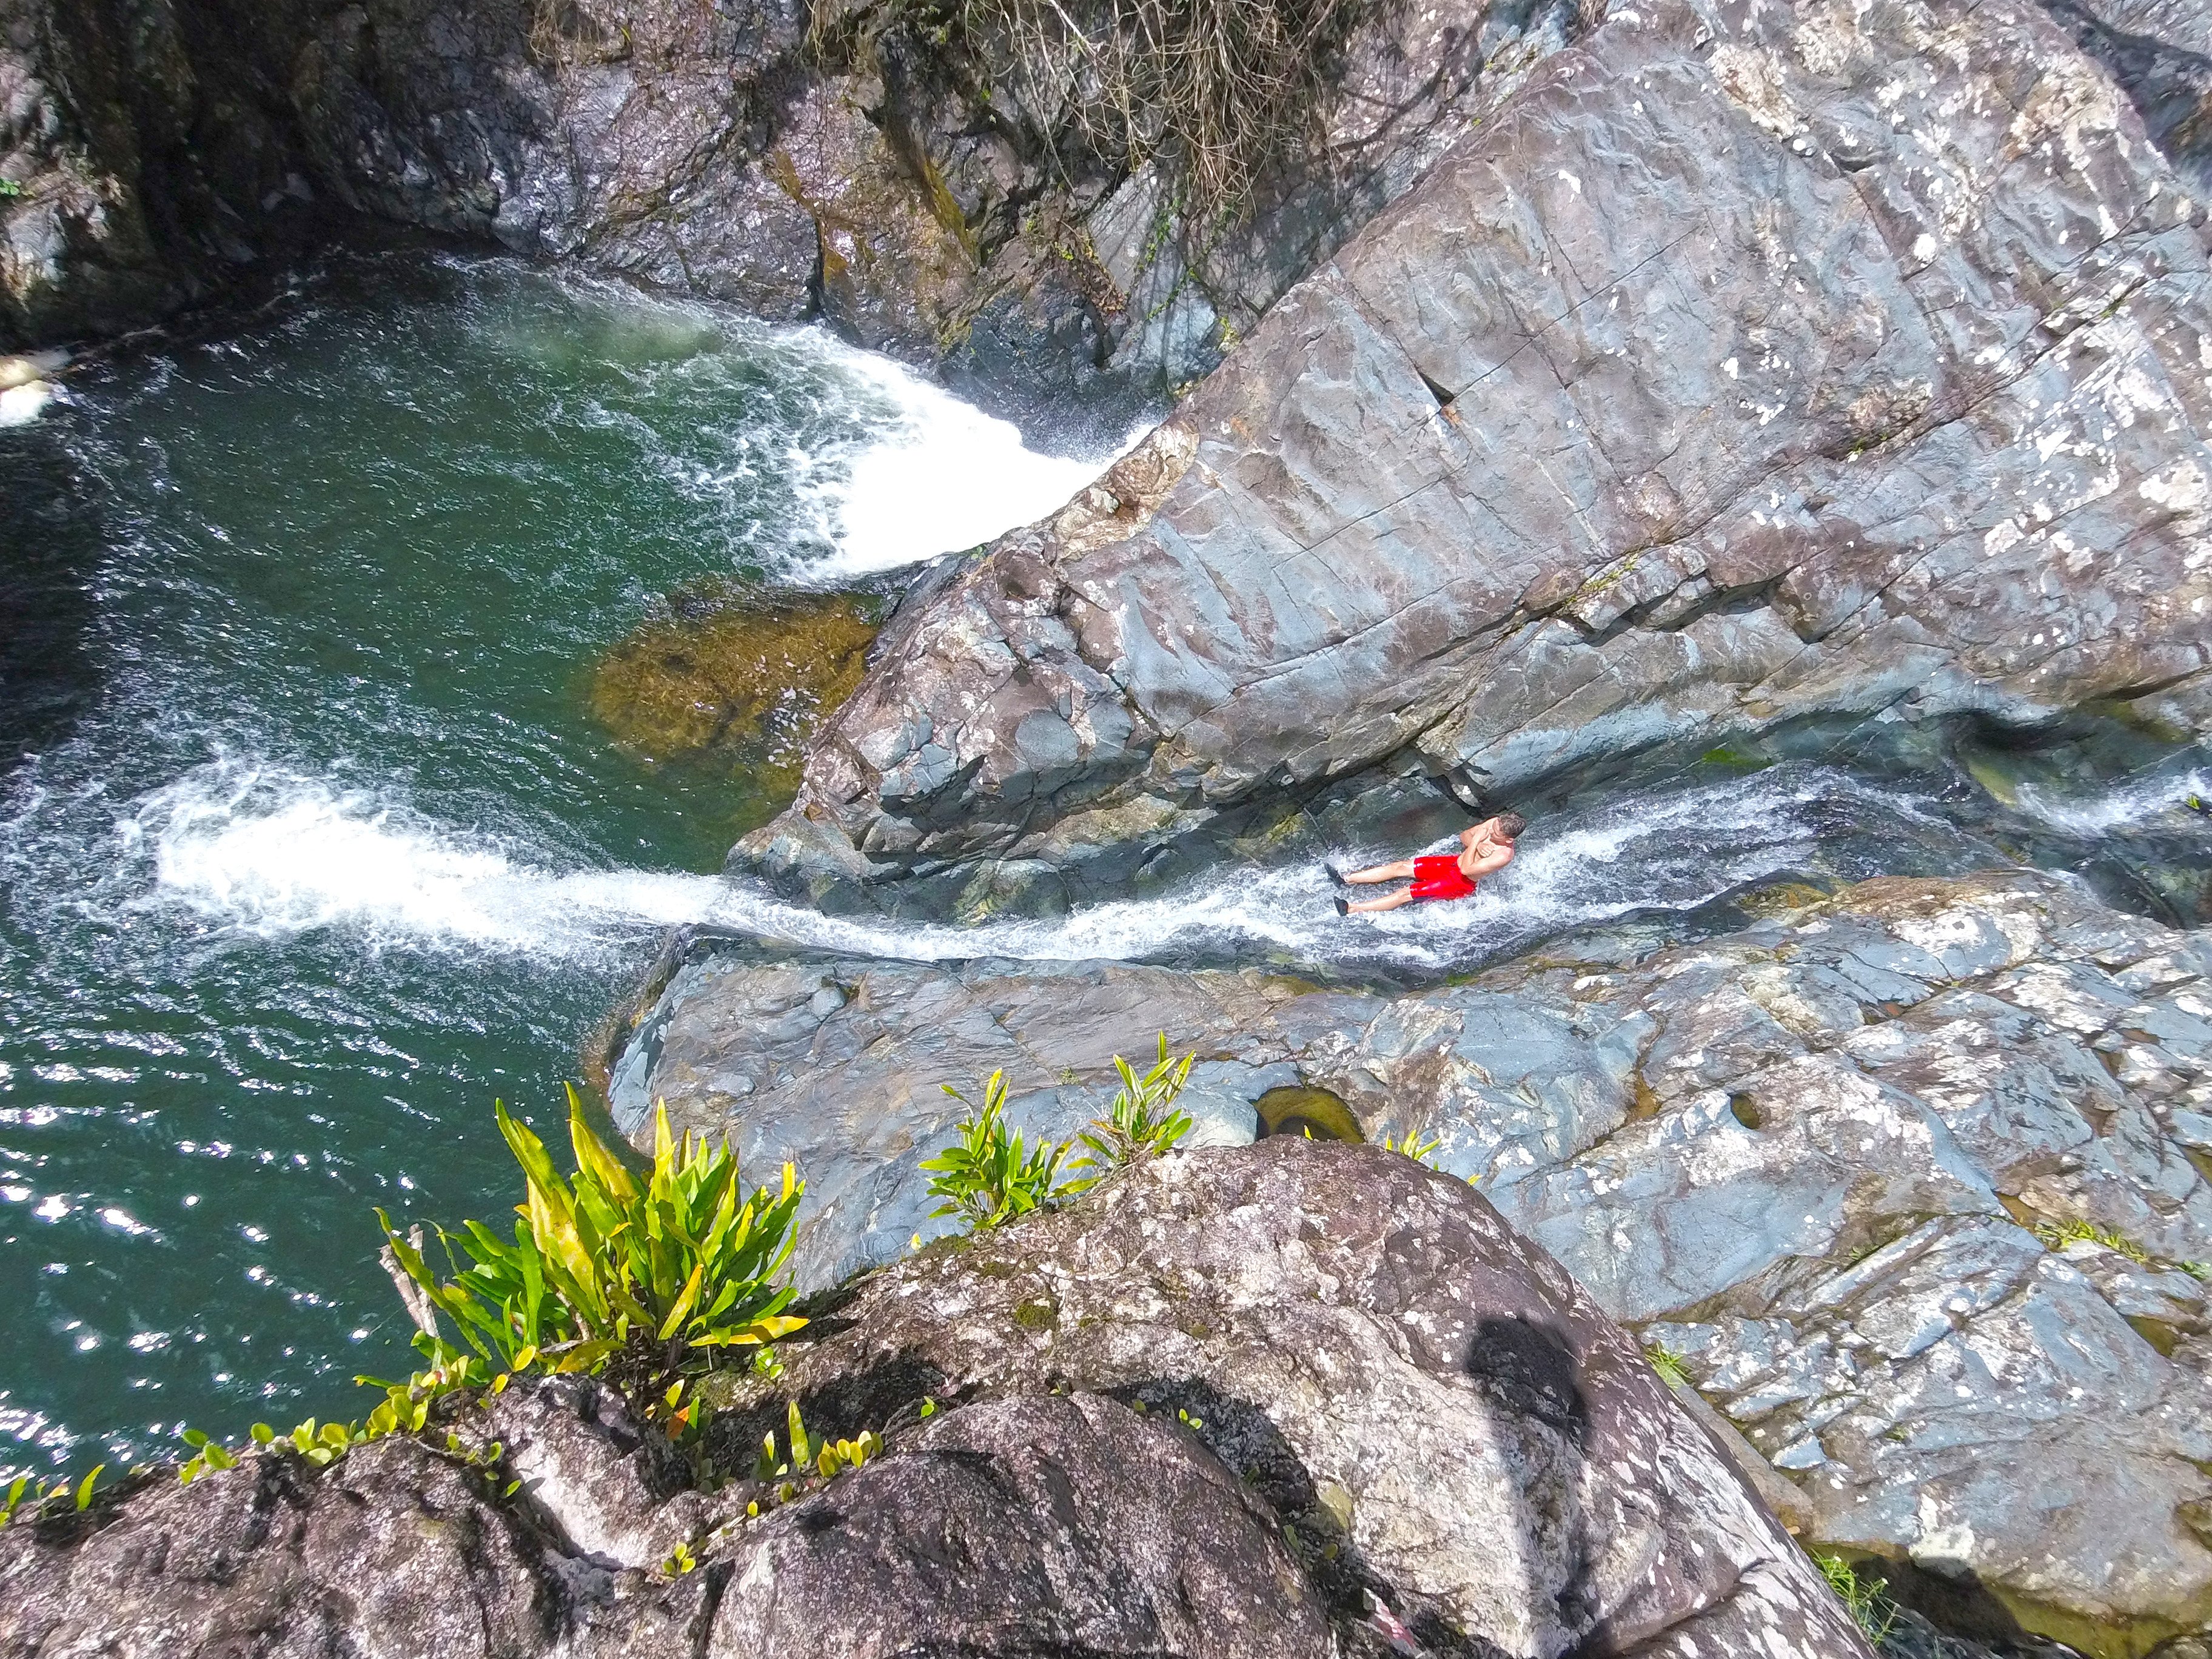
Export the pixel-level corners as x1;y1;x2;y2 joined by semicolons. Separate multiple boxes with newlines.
8;0;2212;1652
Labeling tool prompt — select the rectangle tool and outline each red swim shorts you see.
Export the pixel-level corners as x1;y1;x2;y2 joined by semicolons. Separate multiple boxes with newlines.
1410;854;1478;903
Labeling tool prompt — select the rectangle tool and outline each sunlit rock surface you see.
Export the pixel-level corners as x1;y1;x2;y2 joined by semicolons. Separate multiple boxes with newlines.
616;871;2212;1649
752;0;2212;891
0;1145;1874;1659
702;1138;1874;1659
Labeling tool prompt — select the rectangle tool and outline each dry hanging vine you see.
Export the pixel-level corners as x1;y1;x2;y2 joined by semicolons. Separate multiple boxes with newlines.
819;0;1367;224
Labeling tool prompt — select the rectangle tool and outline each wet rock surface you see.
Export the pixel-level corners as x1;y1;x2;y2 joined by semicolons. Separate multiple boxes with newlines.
0;1144;1874;1659
618;870;2212;1652
749;0;2212;895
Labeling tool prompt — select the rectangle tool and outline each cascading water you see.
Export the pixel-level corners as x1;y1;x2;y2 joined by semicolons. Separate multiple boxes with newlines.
0;255;1133;1476
4;252;2209;1481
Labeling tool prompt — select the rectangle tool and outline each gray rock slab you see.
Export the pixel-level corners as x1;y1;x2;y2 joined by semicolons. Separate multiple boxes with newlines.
751;0;2212;894
617;870;2212;1642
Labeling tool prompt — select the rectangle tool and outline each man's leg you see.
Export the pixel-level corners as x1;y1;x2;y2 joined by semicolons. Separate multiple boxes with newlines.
1347;886;1416;914
1342;859;1415;884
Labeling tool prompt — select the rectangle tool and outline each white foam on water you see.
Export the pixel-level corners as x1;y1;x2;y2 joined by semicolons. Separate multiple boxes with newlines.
801;351;1144;580
426;260;1139;580
2009;766;2212;836
0;380;55;427
130;765;725;957
133;759;1916;976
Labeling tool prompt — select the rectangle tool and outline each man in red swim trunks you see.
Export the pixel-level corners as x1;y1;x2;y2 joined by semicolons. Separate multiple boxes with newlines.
1331;813;1526;916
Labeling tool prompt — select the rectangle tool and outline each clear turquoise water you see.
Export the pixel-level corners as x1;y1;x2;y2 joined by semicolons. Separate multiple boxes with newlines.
5;251;2208;1485
0;254;1107;1478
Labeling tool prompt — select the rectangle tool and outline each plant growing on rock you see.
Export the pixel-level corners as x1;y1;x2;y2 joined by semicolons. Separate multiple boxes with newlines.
831;0;1365;223
1641;1343;1692;1390
2032;1215;2150;1265
922;1069;1069;1232
1065;1035;1195;1187
1381;1129;1441;1168
1810;1552;1895;1646
0;1466;104;1527
379;1086;807;1403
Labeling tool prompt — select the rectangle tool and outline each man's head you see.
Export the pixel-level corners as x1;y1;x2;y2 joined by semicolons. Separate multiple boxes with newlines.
1495;811;1529;842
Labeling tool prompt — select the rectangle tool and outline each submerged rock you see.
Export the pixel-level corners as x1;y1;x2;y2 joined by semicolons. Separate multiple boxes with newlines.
749;0;2212;895
589;586;877;809
614;870;2212;1652
0;1143;1872;1659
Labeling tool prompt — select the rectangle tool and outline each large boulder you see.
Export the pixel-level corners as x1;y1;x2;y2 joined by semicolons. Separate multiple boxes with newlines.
702;1136;1872;1657
745;0;2212;894
616;870;2212;1653
0;1427;719;1659
0;1145;1874;1659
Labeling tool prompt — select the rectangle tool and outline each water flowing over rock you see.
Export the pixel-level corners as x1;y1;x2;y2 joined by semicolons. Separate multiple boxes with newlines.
0;1144;1876;1659
745;0;2212;898
613;870;2212;1652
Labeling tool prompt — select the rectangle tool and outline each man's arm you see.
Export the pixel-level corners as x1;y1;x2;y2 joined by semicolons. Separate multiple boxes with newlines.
1463;840;1515;879
1459;817;1500;852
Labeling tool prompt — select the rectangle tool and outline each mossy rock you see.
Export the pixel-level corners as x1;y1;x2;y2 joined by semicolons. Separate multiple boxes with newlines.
590;585;877;793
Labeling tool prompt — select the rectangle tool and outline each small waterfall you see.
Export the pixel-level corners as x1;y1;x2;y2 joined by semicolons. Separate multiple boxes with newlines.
135;759;2000;976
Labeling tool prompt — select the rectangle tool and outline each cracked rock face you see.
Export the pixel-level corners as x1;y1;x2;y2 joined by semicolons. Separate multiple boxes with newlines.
709;1391;1332;1659
0;1150;1872;1659
618;870;2212;1649
704;1138;1872;1659
1;0;1575;409
751;0;2212;891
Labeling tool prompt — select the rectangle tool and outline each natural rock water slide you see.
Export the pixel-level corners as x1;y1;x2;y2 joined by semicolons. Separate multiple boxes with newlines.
632;0;2212;1651
7;0;2212;1655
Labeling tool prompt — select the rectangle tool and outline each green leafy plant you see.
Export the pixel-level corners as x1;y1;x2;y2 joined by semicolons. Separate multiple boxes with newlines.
379;1087;807;1401
2033;1216;2149;1265
747;1401;886;1513
1381;1130;1441;1168
0;1464;107;1525
1811;1552;1896;1646
0;179;22;201
178;1430;239;1484
1066;1036;1195;1187
922;1070;1069;1233
1643;1342;1692;1390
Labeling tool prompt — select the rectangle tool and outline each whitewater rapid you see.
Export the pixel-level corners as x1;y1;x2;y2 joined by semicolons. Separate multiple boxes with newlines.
136;756;1974;977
